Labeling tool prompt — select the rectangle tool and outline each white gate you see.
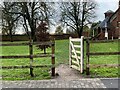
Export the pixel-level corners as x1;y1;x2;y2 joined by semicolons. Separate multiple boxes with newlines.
69;36;84;73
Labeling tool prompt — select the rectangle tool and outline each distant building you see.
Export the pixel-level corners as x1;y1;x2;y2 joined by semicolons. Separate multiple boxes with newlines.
93;0;120;40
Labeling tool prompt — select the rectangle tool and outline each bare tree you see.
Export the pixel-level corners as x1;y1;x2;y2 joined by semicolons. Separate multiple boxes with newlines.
2;2;20;41
60;0;97;37
3;1;54;41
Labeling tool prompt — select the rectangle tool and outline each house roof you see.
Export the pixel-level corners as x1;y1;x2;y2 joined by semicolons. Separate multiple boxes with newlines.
108;8;119;22
99;16;110;28
93;5;120;30
104;10;114;14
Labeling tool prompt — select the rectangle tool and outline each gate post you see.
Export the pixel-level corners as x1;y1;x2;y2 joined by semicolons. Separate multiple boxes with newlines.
69;37;72;67
29;40;34;77
51;39;55;76
86;38;90;75
81;36;84;73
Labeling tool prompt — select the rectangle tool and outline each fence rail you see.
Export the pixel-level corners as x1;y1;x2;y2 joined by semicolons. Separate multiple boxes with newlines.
86;39;120;75
89;64;120;68
2;65;52;69
0;42;54;46
87;52;120;55
1;40;55;77
0;54;52;59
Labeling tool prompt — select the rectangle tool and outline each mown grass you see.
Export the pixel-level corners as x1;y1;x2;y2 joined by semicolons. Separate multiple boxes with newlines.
86;40;119;78
1;39;119;80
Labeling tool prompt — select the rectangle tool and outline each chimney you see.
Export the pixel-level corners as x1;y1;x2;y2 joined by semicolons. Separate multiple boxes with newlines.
104;10;114;18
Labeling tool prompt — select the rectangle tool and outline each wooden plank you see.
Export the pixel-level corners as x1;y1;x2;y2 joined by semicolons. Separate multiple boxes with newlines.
2;65;52;69
51;39;55;76
88;52;120;55
69;37;72;66
72;60;79;65
80;36;84;73
86;38;90;75
29;41;34;77
89;64;120;68
70;41;79;63
0;42;54;46
0;54;52;59
0;43;29;46
71;65;80;71
33;42;54;46
72;50;81;54
90;40;114;43
74;45;81;48
72;55;81;60
70;38;81;42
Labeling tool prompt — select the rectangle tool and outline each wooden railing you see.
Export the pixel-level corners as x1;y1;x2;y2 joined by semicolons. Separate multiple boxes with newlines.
0;40;55;77
86;39;120;75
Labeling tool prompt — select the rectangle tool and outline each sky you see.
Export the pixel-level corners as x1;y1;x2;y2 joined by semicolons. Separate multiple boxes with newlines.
51;0;119;33
0;0;119;34
95;0;118;21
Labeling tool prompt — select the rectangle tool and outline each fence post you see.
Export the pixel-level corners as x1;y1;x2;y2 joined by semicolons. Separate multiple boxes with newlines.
81;36;84;73
51;39;55;76
69;37;72;67
86;38;90;75
29;40;34;77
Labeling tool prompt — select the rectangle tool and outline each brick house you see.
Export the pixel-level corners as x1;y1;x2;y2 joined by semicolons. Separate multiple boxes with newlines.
93;0;120;40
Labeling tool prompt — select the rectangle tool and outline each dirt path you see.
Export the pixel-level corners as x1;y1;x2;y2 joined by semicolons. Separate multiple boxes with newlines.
55;64;84;80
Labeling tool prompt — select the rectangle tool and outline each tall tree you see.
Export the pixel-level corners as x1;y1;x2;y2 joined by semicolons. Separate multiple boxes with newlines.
60;0;97;37
4;2;54;41
2;2;20;41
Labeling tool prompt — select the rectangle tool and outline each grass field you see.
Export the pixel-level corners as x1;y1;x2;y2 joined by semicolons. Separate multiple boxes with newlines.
1;39;119;80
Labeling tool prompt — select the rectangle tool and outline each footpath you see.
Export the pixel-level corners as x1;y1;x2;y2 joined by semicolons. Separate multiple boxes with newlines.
1;64;119;89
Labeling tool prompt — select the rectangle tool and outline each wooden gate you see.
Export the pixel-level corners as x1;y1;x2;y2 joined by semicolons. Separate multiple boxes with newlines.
69;36;84;73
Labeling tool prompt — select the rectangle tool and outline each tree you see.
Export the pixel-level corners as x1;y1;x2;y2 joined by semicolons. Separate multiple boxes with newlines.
55;25;63;34
1;2;20;41
66;27;75;34
3;2;54;41
60;0;97;37
35;21;50;54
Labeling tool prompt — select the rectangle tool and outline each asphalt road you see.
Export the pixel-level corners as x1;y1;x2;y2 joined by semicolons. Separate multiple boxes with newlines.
100;78;119;88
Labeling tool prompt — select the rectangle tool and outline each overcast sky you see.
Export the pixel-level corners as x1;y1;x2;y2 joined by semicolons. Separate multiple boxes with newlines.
95;0;118;21
0;0;119;34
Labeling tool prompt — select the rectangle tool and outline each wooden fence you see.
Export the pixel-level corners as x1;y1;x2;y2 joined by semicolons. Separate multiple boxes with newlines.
86;39;120;75
0;40;55;77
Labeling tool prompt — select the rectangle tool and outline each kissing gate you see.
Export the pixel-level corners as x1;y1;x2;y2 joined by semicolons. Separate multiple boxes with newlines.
69;36;84;73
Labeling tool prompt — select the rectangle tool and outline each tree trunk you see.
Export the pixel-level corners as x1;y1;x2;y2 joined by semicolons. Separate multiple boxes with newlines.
78;2;86;38
43;46;46;54
9;28;13;42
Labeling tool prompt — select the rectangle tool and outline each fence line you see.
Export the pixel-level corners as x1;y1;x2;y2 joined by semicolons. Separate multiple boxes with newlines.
0;40;55;77
86;39;120;75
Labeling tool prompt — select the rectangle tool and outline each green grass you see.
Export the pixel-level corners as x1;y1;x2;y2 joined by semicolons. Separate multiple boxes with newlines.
1;39;119;80
86;40;119;78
